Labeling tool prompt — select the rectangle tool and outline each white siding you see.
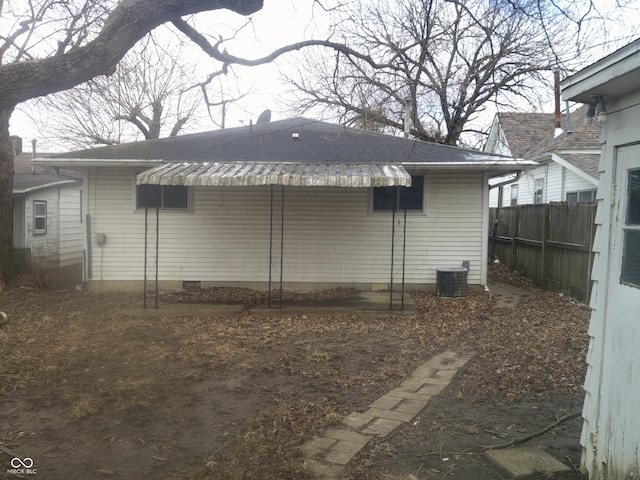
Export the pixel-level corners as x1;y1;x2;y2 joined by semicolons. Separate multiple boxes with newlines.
545;162;563;202
489;160;596;207
86;168;487;290
24;189;60;263
564;171;597;199
580;90;640;480
58;186;84;265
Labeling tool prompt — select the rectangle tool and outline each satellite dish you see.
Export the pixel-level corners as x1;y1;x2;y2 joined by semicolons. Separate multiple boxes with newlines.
256;109;271;124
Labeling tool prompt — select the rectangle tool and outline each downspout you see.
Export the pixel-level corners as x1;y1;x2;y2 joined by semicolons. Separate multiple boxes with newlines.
489;171;522;190
53;167;82;181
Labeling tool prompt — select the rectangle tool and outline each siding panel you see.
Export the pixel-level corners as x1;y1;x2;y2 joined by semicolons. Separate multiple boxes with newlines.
88;168;486;288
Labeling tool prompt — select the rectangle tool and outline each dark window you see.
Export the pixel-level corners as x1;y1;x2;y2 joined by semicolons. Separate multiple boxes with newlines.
373;175;424;211
137;184;189;210
510;184;519;206
567;189;596;204
34;201;47;234
621;169;640;286
534;178;544;204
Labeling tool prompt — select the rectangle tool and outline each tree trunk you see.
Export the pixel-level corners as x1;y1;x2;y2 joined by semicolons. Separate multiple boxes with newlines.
0;108;15;291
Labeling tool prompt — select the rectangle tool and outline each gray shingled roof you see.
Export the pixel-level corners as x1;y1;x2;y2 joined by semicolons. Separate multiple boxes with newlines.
498;105;601;159
13;153;80;194
54;117;516;166
496;112;557;158
561;153;600;178
13;173;79;194
525;105;602;158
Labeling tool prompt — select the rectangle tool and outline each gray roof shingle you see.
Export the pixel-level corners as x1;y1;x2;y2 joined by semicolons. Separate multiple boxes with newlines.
498;105;601;159
55;117;515;166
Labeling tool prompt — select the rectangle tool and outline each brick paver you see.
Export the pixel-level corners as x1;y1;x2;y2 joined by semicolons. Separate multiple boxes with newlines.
301;349;473;479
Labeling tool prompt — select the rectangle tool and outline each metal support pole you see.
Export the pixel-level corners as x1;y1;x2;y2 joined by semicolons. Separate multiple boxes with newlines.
401;201;407;309
269;185;274;307
390;186;407;310
155;206;159;308
143;206;148;308
268;185;285;308
279;186;284;308
390;187;397;310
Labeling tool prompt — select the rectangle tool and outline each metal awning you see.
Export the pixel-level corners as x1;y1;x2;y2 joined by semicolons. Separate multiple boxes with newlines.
136;162;412;188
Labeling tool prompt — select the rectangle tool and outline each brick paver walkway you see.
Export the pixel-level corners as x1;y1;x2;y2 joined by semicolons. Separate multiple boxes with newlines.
301;350;473;479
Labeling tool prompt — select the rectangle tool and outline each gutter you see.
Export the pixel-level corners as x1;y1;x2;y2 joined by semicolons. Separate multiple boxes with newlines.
489;171;522;190
13;179;79;195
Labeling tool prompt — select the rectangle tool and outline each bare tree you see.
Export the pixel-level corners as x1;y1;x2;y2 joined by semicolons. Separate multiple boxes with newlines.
35;34;205;148
0;0;266;289
285;0;637;145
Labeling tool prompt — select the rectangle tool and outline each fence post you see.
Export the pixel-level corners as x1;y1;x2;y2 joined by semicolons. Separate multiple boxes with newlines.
541;204;549;288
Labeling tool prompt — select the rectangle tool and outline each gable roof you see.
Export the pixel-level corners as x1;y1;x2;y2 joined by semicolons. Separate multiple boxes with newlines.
491;112;557;158
490;105;601;158
525;105;602;158
485;105;601;183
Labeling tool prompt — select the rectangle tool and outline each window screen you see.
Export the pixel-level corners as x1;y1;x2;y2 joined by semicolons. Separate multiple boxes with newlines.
373;175;424;211
534;178;544;204
137;184;189;210
621;169;640;286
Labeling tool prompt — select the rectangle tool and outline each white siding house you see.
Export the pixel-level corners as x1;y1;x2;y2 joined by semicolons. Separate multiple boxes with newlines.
12;148;84;268
562;38;640;480
34;118;534;294
485;107;599;206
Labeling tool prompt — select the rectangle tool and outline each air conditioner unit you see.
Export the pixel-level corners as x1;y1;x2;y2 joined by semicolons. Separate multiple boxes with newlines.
436;267;468;297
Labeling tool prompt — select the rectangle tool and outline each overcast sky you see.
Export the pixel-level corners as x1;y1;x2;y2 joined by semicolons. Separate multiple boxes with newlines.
9;0;640;153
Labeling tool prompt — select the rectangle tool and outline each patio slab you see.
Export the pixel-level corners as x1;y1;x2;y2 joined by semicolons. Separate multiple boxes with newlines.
485;446;571;479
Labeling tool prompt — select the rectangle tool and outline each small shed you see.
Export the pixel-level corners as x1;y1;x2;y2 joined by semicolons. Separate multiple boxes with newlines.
562;38;640;480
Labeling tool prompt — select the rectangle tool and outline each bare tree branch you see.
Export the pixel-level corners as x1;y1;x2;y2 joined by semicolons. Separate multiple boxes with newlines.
0;0;263;110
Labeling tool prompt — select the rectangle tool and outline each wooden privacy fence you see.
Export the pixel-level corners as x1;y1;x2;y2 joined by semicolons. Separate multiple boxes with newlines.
13;247;32;274
489;204;597;301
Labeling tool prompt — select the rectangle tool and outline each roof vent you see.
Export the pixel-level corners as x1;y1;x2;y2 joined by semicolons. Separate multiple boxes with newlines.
292;133;300;140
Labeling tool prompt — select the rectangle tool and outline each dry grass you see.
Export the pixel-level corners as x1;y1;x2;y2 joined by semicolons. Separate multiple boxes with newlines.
0;263;590;480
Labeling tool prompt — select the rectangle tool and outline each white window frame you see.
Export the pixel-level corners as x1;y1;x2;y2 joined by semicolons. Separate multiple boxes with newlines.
534;178;545;204
566;189;596;204
33;200;47;235
510;184;519;206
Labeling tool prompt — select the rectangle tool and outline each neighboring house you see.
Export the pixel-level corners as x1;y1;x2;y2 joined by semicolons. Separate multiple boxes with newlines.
562;38;640;479
32;118;535;295
11;136;84;268
484;105;600;206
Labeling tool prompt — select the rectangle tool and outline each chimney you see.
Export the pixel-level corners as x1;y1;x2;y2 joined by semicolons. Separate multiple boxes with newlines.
10;135;22;155
553;71;563;138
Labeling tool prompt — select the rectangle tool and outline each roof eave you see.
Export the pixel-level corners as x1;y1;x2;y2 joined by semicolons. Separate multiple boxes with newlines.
30;158;165;168
562;38;640;103
13;179;80;195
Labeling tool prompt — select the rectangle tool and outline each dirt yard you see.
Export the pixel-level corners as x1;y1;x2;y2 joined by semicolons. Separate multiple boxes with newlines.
1;265;590;479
